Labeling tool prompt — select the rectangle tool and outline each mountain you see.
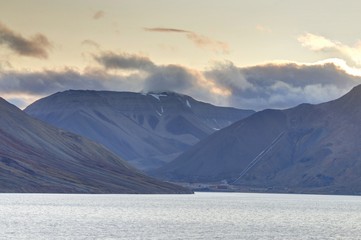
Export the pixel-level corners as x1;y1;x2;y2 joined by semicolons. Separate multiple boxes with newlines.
0;97;191;193
156;85;361;195
25;90;254;170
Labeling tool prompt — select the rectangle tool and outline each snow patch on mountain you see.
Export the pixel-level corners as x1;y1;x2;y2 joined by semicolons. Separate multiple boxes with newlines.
149;93;168;101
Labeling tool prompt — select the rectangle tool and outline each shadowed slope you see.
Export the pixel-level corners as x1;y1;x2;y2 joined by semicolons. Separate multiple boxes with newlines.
156;85;361;195
0;98;191;193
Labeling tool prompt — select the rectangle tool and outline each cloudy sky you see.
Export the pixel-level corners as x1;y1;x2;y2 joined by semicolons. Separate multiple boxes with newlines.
1;0;361;110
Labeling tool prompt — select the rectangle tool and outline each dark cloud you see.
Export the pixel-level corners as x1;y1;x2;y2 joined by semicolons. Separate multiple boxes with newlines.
144;65;197;92
144;27;229;54
94;52;156;71
0;70;103;95
0;69;143;97
81;39;100;49
94;51;199;93
0;22;52;59
93;10;105;20
206;61;360;110
93;51;199;93
0;69;141;109
144;28;189;33
242;62;355;88
1;53;360;111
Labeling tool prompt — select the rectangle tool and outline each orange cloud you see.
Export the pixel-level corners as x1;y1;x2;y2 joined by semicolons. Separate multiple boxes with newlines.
298;33;361;66
298;33;337;51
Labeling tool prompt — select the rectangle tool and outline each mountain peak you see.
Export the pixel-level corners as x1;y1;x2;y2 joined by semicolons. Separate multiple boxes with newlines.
0;97;12;106
326;84;361;111
344;84;361;98
0;97;21;114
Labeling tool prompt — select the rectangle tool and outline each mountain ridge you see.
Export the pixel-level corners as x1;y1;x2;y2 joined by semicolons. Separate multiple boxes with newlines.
155;84;361;195
25;90;254;170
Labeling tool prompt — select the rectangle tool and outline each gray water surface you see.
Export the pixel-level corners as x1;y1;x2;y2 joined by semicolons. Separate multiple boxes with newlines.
1;192;361;239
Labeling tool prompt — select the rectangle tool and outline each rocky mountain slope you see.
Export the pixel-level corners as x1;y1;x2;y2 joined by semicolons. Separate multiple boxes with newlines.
25;90;254;170
156;85;361;195
0;97;191;193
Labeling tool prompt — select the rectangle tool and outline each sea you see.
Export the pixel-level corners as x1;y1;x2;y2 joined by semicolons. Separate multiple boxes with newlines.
1;192;361;239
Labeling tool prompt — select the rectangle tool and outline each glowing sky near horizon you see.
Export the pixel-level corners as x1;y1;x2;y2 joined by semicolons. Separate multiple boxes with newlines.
2;0;361;110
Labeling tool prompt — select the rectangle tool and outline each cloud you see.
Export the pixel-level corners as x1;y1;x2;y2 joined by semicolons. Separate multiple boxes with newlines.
93;51;204;96
0;68;144;108
206;60;360;110
298;33;337;51
93;10;105;20
144;28;188;33
0;22;52;59
144;27;229;54
0;70;104;95
94;57;360;110
143;65;197;92
94;52;156;71
298;33;361;66
1;51;360;111
81;39;100;49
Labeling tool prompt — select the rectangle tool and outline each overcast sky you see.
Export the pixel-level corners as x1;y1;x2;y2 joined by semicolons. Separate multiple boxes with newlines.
1;0;361;110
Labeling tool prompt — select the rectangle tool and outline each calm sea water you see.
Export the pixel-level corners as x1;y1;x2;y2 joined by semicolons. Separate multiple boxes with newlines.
1;192;361;239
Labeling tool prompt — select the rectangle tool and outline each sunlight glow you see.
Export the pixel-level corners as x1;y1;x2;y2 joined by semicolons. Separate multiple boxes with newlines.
314;58;361;76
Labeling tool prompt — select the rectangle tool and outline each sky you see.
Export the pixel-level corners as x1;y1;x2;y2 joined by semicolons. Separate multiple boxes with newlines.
1;0;361;110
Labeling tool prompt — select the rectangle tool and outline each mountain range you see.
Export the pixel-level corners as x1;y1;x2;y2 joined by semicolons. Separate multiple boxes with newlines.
0;97;191;194
25;90;254;170
156;85;361;195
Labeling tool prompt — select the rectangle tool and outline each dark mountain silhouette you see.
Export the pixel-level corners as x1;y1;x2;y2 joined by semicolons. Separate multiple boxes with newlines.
156;85;361;195
0;97;191;193
25;90;254;170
